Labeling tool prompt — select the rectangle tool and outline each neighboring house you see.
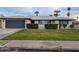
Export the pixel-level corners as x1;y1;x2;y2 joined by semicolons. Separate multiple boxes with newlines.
0;16;75;29
74;21;79;29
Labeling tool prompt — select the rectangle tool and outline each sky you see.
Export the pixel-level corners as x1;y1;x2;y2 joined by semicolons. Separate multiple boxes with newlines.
0;7;79;18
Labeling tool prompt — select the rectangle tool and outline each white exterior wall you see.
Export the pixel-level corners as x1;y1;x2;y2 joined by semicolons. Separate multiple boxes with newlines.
25;20;31;24
55;21;59;24
69;21;72;24
2;19;5;29
25;20;31;29
42;21;47;24
51;21;55;24
74;24;79;29
55;21;59;29
38;24;45;29
35;21;38;24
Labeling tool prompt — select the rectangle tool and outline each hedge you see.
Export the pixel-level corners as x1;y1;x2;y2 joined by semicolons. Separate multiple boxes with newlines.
27;24;38;29
45;24;58;29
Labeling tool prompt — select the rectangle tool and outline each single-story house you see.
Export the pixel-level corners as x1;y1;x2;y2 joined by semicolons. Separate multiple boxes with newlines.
0;16;75;29
73;21;79;29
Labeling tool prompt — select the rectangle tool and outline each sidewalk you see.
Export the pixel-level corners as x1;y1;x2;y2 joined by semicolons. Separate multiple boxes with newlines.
1;40;79;51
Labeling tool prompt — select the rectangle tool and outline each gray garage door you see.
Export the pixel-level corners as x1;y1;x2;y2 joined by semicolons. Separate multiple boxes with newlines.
6;20;25;28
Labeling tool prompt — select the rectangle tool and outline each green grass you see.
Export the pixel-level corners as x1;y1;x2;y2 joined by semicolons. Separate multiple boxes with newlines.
2;29;79;41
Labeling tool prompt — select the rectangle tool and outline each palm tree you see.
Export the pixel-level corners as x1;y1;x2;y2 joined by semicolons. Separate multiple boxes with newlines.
67;7;71;11
67;12;70;17
76;16;78;19
49;14;53;16
34;11;39;16
76;16;79;20
0;14;4;17
67;7;71;18
54;10;60;17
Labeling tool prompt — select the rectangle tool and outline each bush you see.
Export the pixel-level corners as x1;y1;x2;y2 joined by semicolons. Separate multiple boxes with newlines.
45;24;58;29
27;24;38;29
63;24;67;28
70;24;74;28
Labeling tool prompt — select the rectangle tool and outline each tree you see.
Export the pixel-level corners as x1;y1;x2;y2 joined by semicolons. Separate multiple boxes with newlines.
0;14;4;17
76;16;79;19
76;16;79;21
67;7;71;18
34;11;39;16
54;10;60;17
67;7;71;11
49;14;53;16
67;12;70;17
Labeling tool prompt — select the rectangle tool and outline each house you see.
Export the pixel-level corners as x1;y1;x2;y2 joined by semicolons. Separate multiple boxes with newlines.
74;21;79;29
28;16;75;29
0;16;75;29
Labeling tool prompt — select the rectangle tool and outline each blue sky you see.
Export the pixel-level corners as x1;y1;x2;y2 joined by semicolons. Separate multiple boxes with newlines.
0;7;79;17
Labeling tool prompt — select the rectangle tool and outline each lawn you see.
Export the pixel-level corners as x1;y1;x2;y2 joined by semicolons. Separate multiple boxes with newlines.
2;29;79;41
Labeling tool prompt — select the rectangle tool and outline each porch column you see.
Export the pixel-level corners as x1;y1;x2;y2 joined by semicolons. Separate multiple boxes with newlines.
25;20;27;29
57;24;59;29
56;21;59;29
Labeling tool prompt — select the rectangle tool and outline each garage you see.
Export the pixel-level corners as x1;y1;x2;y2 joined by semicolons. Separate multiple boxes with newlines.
0;20;2;28
6;18;25;28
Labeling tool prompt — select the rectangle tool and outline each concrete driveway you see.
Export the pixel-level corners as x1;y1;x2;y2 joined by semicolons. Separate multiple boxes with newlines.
0;29;22;39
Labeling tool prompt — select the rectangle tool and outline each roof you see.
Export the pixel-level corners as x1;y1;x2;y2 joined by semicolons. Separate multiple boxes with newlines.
0;16;30;20
0;16;75;21
28;16;75;21
0;16;28;18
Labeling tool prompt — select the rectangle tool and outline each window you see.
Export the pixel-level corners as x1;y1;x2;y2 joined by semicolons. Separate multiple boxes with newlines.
51;20;55;24
47;20;51;24
59;21;68;24
39;21;43;24
63;21;68;24
34;21;38;24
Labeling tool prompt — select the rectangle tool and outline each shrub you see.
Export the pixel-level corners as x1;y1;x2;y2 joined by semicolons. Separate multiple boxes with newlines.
70;24;74;28
63;24;67;28
45;24;58;29
27;24;38;29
